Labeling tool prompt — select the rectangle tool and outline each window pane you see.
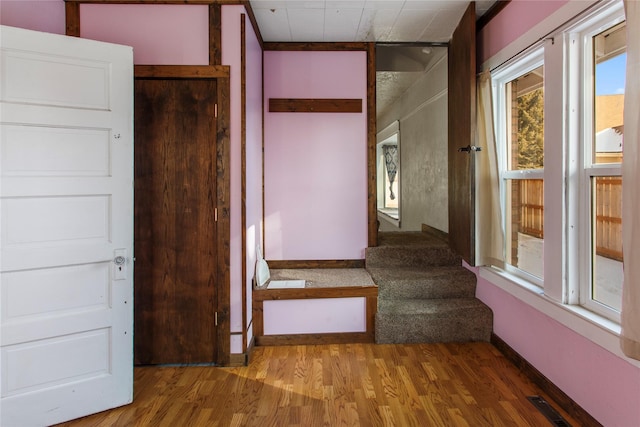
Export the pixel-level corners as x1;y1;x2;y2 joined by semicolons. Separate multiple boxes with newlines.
593;22;625;164
592;176;623;311
506;66;544;170
381;145;399;211
506;179;544;279
384;172;398;209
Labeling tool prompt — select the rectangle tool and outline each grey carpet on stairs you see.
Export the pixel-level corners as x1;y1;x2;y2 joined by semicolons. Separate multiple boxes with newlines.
367;232;493;344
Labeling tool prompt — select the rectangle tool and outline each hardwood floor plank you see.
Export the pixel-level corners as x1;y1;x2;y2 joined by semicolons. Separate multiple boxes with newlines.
55;343;590;427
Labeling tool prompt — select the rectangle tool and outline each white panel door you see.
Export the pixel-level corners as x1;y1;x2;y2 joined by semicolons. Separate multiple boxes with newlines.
0;26;133;426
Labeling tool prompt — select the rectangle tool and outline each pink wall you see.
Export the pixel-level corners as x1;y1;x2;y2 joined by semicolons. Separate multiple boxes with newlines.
263;50;368;260
80;4;209;65
243;11;264;351
477;2;640;426
0;0;65;35
477;280;640;426
478;0;567;63
263;298;366;335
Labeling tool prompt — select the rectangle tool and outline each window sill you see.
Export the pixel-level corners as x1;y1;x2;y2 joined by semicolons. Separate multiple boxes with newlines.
478;266;640;368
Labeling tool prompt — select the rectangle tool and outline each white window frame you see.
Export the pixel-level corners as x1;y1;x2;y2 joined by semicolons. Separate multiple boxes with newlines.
492;47;545;288
568;2;625;321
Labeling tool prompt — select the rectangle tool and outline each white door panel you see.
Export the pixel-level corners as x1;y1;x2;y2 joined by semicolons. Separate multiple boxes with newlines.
0;25;133;426
1;125;111;177
1;43;112;110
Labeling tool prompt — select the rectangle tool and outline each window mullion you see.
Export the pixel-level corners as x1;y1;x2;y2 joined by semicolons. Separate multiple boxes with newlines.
543;37;565;303
566;32;582;305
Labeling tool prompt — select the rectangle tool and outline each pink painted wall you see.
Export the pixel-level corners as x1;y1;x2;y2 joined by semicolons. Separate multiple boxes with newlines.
263;298;366;335
80;4;209;65
0;2;209;65
477;280;640;426
478;0;566;63
243;11;264;350
0;0;65;35
263;50;368;260
478;2;640;426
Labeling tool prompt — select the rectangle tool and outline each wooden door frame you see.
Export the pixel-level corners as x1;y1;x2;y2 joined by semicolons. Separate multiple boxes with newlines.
447;2;476;265
134;65;231;366
66;2;231;366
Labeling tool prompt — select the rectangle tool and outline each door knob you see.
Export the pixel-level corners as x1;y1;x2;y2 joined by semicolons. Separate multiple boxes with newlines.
458;145;481;153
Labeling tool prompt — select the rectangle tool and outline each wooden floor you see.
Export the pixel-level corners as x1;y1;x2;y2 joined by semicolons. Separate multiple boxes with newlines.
57;343;581;426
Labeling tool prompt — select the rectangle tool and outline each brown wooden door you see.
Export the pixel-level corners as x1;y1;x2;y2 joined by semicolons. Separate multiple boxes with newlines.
448;2;477;265
134;78;218;365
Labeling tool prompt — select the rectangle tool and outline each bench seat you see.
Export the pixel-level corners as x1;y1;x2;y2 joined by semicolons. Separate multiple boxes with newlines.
252;268;378;346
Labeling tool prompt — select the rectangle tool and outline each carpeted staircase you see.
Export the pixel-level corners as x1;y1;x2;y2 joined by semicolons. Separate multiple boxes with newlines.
366;231;493;344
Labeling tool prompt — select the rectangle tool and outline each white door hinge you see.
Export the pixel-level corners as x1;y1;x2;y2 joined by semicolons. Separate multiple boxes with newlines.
214;312;218;326
214;103;218;118
215;208;218;222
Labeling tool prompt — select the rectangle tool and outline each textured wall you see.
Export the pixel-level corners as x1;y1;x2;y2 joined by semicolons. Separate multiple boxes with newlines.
377;54;449;232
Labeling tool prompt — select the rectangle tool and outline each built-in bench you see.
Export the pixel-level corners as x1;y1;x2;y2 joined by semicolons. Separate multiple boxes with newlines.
252;269;378;346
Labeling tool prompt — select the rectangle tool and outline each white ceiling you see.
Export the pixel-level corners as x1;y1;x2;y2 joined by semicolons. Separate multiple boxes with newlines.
250;0;498;117
250;0;496;43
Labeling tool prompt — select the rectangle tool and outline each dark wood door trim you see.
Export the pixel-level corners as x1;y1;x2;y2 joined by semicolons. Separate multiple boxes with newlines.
240;13;248;354
65;1;80;36
367;42;377;247
209;3;221;65
132;69;229;366
215;75;231;366
448;2;477;265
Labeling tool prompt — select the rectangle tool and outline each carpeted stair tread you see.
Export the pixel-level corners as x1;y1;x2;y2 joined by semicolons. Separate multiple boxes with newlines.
367;266;476;299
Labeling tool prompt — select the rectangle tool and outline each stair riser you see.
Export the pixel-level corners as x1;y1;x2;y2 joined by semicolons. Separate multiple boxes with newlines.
375;312;492;344
378;285;475;299
365;247;461;268
377;280;476;300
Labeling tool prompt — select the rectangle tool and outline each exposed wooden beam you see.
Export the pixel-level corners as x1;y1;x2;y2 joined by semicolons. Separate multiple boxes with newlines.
264;42;368;51
134;65;229;78
269;98;362;113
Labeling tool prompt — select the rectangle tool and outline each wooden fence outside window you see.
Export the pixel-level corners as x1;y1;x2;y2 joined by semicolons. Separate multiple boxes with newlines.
514;178;622;261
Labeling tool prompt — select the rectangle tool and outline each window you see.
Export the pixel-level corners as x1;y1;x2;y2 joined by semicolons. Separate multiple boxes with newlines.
494;51;545;284
491;1;625;321
578;15;626;319
377;121;400;225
